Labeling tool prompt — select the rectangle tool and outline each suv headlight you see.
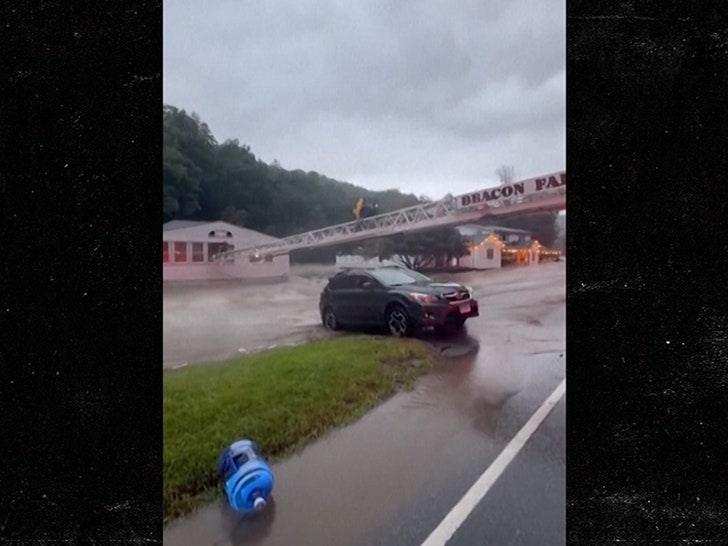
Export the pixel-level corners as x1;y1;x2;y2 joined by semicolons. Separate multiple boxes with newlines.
409;292;439;304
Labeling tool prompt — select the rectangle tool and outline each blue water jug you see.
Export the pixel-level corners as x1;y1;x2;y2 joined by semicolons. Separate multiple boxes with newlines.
217;439;274;513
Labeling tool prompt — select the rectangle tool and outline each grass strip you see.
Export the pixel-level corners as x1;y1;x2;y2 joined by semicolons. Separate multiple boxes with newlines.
163;335;432;522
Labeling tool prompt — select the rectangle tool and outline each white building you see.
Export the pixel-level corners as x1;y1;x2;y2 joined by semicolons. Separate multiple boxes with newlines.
456;224;536;270
163;220;289;282
458;232;505;269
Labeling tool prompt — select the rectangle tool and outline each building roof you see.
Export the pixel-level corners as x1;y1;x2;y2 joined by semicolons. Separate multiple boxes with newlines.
162;220;281;244
506;240;542;249
163;220;209;232
458;223;533;246
483;224;532;234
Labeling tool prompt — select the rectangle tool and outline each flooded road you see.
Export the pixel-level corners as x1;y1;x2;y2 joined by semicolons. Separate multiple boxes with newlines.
163;271;330;368
163;262;564;368
164;262;565;545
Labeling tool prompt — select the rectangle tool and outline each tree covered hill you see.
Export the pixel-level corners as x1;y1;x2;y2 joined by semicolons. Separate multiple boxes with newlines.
163;104;423;237
163;104;558;263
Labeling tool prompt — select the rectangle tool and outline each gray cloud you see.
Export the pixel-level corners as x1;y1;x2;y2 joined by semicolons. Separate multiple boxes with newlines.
164;0;564;198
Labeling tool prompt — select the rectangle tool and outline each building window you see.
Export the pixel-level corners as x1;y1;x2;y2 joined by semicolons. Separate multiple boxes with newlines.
208;242;235;262
174;242;187;263
163;242;169;263
192;243;204;263
486;248;494;260
208;243;222;262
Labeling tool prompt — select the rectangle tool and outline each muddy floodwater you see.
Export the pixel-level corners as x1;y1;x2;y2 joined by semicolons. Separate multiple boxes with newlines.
163;262;564;368
163;262;566;545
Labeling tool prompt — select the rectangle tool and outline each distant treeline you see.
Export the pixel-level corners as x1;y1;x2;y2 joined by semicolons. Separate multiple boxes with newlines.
163;104;557;262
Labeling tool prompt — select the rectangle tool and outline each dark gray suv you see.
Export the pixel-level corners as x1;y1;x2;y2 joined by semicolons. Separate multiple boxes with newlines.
319;266;478;337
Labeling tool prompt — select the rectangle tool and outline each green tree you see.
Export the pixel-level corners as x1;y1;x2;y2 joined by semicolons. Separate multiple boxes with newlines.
369;227;470;271
163;105;218;221
200;139;264;225
163;143;202;220
221;206;248;227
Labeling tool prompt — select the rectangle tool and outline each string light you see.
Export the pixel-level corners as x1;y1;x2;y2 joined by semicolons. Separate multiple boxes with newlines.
467;232;561;260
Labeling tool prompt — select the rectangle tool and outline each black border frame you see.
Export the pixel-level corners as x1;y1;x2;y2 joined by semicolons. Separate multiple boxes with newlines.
2;0;727;542
566;1;728;542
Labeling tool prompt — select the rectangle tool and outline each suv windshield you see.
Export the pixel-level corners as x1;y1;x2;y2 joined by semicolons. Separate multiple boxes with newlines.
371;268;432;286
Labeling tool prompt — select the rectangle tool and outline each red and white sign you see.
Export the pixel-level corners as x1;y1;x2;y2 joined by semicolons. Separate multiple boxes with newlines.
456;171;565;209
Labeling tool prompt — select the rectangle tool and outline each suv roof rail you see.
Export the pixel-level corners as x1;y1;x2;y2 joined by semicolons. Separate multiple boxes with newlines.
336;266;377;271
336;264;409;271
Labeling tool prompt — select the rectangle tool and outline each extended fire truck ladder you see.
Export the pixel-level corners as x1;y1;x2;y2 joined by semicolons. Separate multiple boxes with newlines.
216;170;565;262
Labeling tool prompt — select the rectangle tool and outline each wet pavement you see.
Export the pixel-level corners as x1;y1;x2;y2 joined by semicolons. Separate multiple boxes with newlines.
163;262;565;545
446;397;565;546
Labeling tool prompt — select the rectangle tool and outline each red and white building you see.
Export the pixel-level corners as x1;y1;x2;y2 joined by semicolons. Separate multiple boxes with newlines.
163;220;289;282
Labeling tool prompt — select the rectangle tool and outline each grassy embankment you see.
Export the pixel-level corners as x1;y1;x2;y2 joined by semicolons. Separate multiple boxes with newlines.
163;335;432;522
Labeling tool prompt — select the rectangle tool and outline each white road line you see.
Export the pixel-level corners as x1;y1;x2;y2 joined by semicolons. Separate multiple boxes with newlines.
420;379;566;546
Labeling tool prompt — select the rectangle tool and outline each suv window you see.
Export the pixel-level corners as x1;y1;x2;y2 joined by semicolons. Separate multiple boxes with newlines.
371;268;431;286
328;275;348;290
329;274;358;289
350;275;375;289
329;273;376;289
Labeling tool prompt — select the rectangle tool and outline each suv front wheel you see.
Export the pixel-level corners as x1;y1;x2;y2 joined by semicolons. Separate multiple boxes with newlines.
386;304;412;337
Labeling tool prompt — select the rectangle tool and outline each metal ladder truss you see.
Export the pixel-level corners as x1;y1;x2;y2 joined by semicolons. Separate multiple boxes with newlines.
217;170;565;261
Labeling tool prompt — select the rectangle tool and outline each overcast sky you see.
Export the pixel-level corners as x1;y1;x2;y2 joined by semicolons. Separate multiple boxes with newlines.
164;0;565;199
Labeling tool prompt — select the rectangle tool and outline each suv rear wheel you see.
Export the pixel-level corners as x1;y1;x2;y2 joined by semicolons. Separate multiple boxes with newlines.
386;304;412;337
